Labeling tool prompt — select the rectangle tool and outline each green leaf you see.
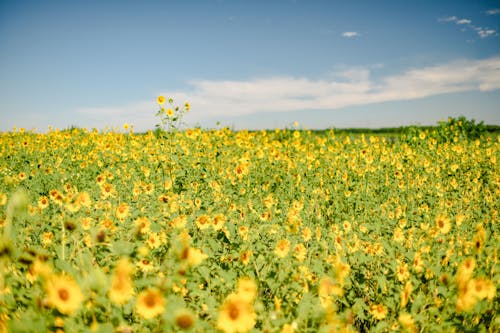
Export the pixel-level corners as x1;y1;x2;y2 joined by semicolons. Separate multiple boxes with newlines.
94;323;114;333
111;240;135;256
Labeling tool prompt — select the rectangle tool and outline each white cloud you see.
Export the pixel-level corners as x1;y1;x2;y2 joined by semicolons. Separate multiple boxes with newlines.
75;56;500;130
440;15;497;39
439;16;457;22
342;31;359;38
477;28;497;38
486;8;500;15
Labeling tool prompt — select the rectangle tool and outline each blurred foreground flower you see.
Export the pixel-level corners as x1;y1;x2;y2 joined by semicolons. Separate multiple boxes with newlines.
135;288;165;319
45;274;84;315
108;258;135;305
217;293;256;333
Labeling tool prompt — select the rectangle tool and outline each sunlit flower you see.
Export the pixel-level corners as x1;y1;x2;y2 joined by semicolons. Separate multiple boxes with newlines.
49;189;64;205
240;250;252;266
0;193;6;206
318;277;343;308
41;231;54;247
393;227;405;243
396;261;410;282
236;277;257;302
157;95;166;105
333;259;350;284
76;191;92;208
101;183;116;198
238;225;249;241
38;196;50;210
274;239;290;258
174;308;196;330
136;258;155;273
412;253;424;274
469;277;496;300
30;259;53;280
134;217;151;234
301;227;312;242
108;258;134;305
217;293;256;333
135;288;165;319
293;243;307;262
369;303;387;320
400;281;412;308
180;246;208;267
456;257;475;287
146;232;162;249
115;203;130;220
473;223;486;253
435;214;451;234
234;163;249;179
212;213;226;231
456;280;478;312
398;313;415;331
281;323;295;333
45;273;85;315
195;214;211;230
81;217;93;231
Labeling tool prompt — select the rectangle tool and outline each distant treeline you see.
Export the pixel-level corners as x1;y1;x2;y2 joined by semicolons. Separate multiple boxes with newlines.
330;124;500;135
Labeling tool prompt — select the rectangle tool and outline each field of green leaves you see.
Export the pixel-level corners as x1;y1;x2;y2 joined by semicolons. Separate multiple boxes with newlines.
0;118;498;332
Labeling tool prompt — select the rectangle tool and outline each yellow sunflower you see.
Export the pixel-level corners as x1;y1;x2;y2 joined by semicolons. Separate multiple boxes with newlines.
108;258;135;305
369;303;388;320
157;95;166;105
45;273;85;315
212;213;227;231
38;196;50;210
293;243;307;262
217;293;256;333
236;277;257;302
435;214;451;234
115;203;130;220
180;247;208;267
274;239;291;258
195;214;212;230
135;288;165;319
239;250;252;266
174;309;196;330
400;281;412;308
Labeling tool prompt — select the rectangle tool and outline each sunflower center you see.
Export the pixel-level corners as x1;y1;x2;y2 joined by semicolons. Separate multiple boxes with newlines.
176;314;194;329
228;304;240;320
145;293;157;308
58;288;70;301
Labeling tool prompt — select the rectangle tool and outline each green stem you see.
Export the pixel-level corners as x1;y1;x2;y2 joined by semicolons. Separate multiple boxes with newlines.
61;218;66;261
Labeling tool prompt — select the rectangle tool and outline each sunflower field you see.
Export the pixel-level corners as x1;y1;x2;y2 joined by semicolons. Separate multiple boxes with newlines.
0;114;498;332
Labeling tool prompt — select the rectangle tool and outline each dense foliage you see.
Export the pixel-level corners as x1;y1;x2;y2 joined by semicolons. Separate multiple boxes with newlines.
0;121;498;332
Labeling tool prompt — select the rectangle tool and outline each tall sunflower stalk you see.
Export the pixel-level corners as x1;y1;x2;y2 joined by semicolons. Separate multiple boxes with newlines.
154;96;190;191
155;96;190;133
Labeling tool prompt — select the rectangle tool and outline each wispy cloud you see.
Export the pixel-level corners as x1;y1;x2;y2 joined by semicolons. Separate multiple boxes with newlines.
439;15;497;39
76;56;500;130
438;16;457;22
342;31;359;38
476;28;496;38
486;8;500;15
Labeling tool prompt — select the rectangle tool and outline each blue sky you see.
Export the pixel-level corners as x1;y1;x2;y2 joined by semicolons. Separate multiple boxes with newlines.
1;0;499;132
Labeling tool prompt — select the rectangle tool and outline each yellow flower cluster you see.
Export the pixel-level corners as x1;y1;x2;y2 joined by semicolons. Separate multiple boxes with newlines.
0;125;498;332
